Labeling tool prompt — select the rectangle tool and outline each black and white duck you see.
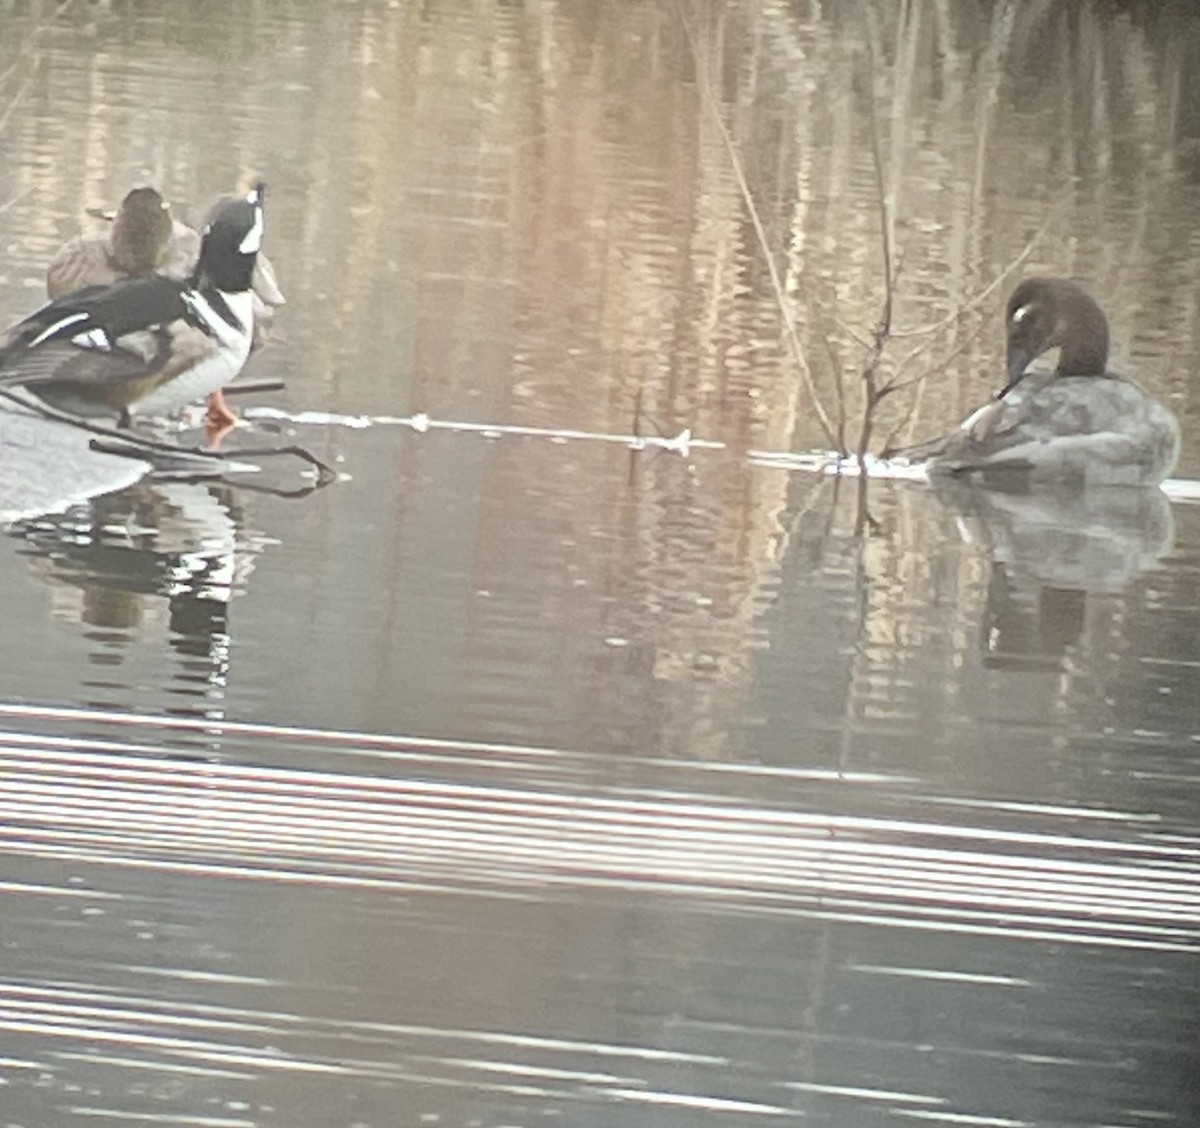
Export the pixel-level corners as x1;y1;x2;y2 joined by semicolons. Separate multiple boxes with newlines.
44;183;284;426
2;183;267;429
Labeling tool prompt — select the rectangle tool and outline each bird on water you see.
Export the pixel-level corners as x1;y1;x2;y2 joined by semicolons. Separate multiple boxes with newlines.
928;277;1180;487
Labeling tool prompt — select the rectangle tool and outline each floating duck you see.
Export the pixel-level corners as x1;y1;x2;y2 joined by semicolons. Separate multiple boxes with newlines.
929;277;1180;486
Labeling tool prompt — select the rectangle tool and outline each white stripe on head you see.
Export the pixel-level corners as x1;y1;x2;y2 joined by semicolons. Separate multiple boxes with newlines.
239;205;264;254
1011;303;1033;324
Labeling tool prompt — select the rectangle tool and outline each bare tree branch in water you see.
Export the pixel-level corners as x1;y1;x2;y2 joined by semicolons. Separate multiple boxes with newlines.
853;0;1050;471
0;387;337;488
878;211;1061;455
676;0;841;451
854;0;919;473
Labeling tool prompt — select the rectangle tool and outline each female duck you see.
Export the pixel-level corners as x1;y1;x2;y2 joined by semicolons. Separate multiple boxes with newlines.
45;185;285;426
929;278;1180;486
46;186;194;293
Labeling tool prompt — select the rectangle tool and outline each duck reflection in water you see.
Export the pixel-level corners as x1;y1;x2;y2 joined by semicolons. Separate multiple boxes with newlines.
928;277;1180;487
12;480;267;706
949;485;1176;670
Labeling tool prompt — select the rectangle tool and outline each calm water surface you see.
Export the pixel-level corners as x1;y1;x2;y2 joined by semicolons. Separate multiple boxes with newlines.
1;2;1199;1126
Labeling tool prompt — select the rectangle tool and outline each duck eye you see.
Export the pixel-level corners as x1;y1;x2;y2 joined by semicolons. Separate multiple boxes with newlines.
1011;303;1033;325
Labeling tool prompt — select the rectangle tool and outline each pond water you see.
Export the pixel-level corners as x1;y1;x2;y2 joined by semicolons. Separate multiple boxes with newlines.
1;1;1199;1126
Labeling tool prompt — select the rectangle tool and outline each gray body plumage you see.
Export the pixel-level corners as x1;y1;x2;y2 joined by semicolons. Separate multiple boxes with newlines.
927;278;1180;487
931;371;1180;486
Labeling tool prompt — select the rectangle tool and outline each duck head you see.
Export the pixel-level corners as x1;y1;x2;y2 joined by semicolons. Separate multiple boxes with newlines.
1002;277;1110;395
109;185;174;275
195;181;265;294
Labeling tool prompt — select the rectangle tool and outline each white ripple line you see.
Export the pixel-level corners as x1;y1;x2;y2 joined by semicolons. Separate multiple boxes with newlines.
4;743;1196;862
785;1081;943;1104
3;754;1198;949
604;1086;794;1115
2;772;1197;911
2;980;726;1067
66;1112;253;1127
4;791;1197;920
4;840;1197;950
3;807;1198;906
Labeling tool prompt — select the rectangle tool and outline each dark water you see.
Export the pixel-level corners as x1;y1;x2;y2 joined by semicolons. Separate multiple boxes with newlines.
1;2;1200;1125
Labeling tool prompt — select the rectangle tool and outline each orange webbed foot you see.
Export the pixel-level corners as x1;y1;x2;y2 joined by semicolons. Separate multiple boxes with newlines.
205;389;238;427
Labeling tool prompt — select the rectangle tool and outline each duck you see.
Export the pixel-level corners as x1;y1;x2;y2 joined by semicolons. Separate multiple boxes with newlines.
0;183;266;428
45;184;285;427
927;277;1180;486
46;186;194;294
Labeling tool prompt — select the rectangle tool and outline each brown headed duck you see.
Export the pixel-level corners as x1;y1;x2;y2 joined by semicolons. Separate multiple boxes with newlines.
45;185;285;427
929;277;1180;486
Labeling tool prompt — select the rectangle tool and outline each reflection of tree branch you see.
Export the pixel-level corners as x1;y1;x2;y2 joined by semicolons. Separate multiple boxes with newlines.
771;471;833;567
874;201;1061;460
0;57;40;139
0;184;34;217
854;474;881;537
855;0;920;469
0;1;74;138
888;207;1059;345
676;1;838;449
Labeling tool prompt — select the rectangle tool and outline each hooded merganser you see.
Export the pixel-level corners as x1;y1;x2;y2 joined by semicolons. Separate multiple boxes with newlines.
2;184;266;428
45;184;285;426
928;278;1181;486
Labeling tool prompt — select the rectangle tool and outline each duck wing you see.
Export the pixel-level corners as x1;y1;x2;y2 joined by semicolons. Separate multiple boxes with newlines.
7;276;189;348
932;375;1179;484
0;276;208;413
0;336;164;405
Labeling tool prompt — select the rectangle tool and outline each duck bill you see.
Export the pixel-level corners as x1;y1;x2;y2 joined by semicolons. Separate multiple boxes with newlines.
998;343;1033;398
251;254;286;306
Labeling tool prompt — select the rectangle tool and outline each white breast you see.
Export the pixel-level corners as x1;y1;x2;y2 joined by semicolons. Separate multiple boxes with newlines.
134;289;255;416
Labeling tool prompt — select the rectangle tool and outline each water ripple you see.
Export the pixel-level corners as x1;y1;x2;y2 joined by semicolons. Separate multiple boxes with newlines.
1;719;1197;953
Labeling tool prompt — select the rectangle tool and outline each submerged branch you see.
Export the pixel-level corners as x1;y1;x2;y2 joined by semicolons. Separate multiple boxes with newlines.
0;389;337;487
